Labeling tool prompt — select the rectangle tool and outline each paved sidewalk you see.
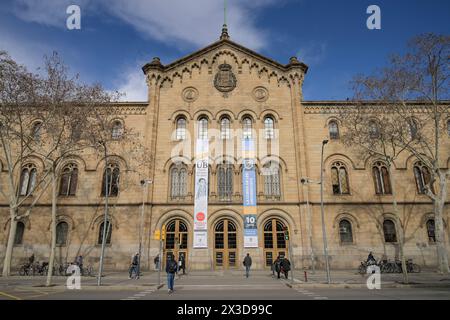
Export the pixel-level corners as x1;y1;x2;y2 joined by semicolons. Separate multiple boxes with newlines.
1;269;449;290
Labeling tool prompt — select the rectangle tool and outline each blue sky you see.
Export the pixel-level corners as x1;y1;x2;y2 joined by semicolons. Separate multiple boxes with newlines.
1;0;449;101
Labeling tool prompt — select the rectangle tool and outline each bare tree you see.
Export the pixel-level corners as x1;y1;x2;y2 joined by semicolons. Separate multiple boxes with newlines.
340;33;449;274
338;103;410;283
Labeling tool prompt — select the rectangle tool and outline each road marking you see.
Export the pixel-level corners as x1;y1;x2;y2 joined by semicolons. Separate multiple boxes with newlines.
123;288;156;300
0;291;22;300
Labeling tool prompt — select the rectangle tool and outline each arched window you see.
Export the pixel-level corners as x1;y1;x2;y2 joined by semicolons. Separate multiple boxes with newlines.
414;162;433;194
170;164;188;199
31;121;42;141
339;219;353;243
373;162;392;195
331;161;350;195
329;120;339;139
19;164;37;196
176;117;187;140
14;221;25;245
98;220;112;245
369;121;380;139
264;117;274;139
220;117;231;140
198;117;208;140
101;163;120;197
426;219;436;243
56;221;69;246
263;162;281;198
242;117;252;140
408;118;419;140
383;219;397;243
218;164;233;201
59;163;78;196
111;120;123;139
447;120;450;137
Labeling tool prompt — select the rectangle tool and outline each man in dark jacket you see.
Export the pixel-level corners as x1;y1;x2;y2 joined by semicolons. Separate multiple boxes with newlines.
281;257;291;279
165;255;178;293
243;253;252;278
129;253;139;279
274;256;282;279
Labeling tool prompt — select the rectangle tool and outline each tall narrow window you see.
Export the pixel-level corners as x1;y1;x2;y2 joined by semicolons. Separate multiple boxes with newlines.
373;162;392;195
264;117;274;139
59;163;78;196
242;117;252;140
264;162;281;198
447;120;450;137
31;121;42;142
218;164;233;201
329;120;339;139
56;221;69;246
369;121;380;139
331;161;350;195
383;219;397;243
414;162;433;194
426;219;436;243
408;118;419;140
170;164;188;199
14;221;25;245
98;221;112;245
176;117;187;140
111;120;123;140
101;163;120;197
198;117;208;140
339;219;353;243
19;164;37;196
220;117;231;140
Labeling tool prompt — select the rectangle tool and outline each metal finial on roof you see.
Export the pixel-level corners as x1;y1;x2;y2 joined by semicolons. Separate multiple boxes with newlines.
220;0;230;40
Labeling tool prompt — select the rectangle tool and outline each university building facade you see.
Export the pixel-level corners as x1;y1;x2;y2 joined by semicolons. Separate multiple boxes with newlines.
1;28;449;271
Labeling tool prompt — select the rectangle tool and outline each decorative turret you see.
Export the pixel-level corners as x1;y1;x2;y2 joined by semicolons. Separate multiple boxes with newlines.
220;24;230;40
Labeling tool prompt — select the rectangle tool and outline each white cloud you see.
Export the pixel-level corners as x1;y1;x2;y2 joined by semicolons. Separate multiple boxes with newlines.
114;67;148;102
11;0;280;50
297;42;328;66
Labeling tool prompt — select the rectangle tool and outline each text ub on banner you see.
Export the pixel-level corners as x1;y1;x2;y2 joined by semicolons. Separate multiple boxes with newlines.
193;139;209;248
242;139;258;248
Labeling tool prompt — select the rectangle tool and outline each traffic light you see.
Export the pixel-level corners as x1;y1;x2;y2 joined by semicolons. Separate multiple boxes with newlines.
283;227;289;241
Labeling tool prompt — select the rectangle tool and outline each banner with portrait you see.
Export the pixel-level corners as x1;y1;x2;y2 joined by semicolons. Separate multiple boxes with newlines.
193;139;209;248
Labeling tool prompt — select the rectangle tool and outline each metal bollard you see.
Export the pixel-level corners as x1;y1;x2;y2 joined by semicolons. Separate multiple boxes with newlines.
304;270;308;282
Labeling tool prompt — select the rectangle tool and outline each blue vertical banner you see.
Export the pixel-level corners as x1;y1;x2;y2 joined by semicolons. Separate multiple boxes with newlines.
242;139;258;248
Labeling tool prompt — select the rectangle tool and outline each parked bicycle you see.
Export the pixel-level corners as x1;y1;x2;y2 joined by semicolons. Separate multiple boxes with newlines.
358;257;421;274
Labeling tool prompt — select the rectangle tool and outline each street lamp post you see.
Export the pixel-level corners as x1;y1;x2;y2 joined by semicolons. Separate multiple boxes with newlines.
300;178;317;274
320;139;331;284
137;179;152;279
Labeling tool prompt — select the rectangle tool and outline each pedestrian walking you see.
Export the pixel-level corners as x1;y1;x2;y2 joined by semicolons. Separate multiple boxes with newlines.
154;254;160;271
243;253;252;278
166;254;178;293
129;252;139;279
179;253;186;275
75;255;83;275
281;257;291;279
274;255;282;279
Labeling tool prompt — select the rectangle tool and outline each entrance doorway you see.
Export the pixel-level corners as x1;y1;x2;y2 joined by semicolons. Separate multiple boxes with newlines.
164;219;188;268
263;219;288;268
214;219;238;269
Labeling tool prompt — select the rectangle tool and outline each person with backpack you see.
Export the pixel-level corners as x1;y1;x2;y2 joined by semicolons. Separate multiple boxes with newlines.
243;253;252;278
129;252;139;279
165;254;178;293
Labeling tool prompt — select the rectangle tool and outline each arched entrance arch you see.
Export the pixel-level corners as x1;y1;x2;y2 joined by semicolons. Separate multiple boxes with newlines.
164;219;189;268
262;218;289;268
213;218;238;270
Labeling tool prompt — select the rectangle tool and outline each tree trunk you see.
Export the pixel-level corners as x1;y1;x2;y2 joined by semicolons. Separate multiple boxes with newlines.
388;164;409;284
46;170;57;286
2;206;18;277
434;171;449;274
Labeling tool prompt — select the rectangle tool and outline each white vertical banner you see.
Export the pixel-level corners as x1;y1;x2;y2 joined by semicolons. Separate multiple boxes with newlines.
193;139;209;248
